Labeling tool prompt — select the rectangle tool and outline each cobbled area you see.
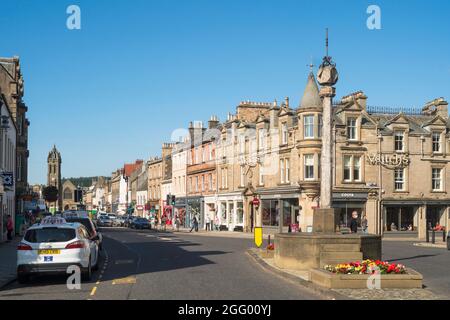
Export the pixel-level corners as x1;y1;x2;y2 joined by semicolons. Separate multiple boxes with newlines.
333;288;440;300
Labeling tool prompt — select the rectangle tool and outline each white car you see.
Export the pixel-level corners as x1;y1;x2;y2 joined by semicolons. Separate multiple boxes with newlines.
17;216;99;284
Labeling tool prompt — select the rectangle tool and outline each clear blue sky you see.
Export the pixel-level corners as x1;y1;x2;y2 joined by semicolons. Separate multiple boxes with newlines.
1;0;449;184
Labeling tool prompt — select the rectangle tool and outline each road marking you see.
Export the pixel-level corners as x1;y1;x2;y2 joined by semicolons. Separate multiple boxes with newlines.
112;276;136;285
90;287;97;296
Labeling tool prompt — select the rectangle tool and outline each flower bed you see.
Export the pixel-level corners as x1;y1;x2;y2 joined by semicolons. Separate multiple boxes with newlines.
324;259;407;275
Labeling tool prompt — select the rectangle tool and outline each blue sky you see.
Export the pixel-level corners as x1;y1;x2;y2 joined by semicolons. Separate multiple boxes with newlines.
1;0;449;184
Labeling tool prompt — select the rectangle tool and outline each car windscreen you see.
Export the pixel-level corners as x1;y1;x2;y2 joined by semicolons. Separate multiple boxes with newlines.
24;228;76;243
136;218;148;222
65;219;95;235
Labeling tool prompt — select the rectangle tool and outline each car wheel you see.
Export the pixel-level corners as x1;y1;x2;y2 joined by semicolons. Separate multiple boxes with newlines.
82;259;92;281
18;274;30;284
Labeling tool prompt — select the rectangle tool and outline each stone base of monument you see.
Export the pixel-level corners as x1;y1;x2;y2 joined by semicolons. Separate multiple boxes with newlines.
273;207;382;270
310;268;423;289
274;233;382;270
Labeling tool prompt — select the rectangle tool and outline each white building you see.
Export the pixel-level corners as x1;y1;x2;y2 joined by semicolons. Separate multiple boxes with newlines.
0;97;17;242
171;141;188;224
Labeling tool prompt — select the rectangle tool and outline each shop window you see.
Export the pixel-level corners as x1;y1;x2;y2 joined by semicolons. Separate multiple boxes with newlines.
346;117;357;141
262;200;279;227
220;202;227;224
432;132;441;153
237;202;244;224
282;199;299;227
303;115;314;139
228;202;234;225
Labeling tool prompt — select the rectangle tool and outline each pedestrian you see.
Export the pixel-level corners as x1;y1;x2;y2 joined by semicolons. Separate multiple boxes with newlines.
214;214;219;231
205;214;211;231
6;214;14;242
361;214;368;234
175;214;180;232
161;214;167;231
349;211;358;234
189;215;197;233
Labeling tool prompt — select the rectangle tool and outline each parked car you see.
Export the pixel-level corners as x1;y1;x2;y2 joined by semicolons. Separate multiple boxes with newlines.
63;211;103;251
130;218;151;230
113;216;126;227
97;215;113;227
125;216;137;228
17;216;99;283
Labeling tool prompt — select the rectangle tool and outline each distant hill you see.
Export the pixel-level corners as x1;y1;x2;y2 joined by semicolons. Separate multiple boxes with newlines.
62;177;107;188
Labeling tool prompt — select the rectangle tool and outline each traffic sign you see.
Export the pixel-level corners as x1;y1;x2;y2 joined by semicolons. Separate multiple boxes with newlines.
254;227;263;248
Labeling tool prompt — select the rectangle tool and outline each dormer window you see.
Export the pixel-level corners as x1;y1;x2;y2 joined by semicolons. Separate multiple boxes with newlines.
394;131;404;152
304;115;314;139
346;118;357;141
281;122;288;145
432;132;441;153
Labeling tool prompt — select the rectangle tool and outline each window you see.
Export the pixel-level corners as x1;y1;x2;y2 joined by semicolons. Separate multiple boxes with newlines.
432;132;441;153
258;129;266;150
285;159;290;183
237;202;244;224
63;188;73;200
17;155;22;182
202;175;205;191
280;159;285;183
432;168;443;191
318;115;323;138
259;166;264;185
394;168;405;191
394;131;404;152
195;176;199;192
347;118;357;140
304;154;314;180
304;115;314;139
343;156;352;181
281;122;288;145
353;156;361;181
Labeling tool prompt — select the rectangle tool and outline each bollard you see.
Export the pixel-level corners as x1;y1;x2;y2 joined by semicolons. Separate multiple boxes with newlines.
426;226;430;243
432;228;435;244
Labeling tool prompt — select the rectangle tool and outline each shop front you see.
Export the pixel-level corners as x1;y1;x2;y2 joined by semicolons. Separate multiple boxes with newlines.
332;191;369;231
217;193;245;231
203;196;217;230
257;187;301;234
173;197;187;228
186;197;203;229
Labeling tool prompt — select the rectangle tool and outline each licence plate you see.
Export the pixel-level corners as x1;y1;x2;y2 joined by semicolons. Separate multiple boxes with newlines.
38;249;61;255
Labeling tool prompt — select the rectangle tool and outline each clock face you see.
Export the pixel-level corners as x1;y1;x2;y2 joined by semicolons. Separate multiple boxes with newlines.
317;65;339;86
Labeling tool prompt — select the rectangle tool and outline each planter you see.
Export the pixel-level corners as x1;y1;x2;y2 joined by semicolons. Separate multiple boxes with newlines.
310;268;423;289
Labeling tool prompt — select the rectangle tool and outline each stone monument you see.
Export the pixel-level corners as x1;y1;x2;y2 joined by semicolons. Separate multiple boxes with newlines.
274;30;382;271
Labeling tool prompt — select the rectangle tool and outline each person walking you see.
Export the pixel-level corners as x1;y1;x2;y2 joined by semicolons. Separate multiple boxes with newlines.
361;214;368;234
6;215;14;242
214;214;219;231
190;215;197;233
350;211;359;234
205;214;211;231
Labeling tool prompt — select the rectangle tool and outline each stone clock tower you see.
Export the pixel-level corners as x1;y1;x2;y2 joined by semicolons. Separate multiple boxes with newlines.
47;145;62;211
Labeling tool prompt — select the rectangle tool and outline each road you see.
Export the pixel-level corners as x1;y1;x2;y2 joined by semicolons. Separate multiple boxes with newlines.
0;228;323;300
382;241;450;298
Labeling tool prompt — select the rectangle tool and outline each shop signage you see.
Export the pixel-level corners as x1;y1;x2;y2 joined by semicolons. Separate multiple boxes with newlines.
367;153;410;169
252;197;260;206
333;192;368;200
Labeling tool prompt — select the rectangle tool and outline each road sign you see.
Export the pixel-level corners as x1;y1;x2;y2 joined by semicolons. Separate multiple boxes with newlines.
254;227;263;248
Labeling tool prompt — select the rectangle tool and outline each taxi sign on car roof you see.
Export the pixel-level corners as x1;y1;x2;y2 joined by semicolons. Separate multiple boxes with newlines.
63;211;89;219
41;216;67;225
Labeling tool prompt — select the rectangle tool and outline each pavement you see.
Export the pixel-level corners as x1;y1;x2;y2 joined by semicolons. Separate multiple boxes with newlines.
0;237;20;289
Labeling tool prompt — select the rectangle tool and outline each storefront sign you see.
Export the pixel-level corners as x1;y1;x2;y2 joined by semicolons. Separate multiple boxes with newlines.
367;153;410;169
333;192;368;200
252;197;260;206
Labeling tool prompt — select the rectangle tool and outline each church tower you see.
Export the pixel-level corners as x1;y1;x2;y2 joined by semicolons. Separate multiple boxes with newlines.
47;145;62;211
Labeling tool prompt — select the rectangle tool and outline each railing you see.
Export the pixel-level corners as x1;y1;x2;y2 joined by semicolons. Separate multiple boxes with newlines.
366;105;423;115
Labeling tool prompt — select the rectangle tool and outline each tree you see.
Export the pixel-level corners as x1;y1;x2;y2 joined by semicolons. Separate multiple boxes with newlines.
43;186;59;203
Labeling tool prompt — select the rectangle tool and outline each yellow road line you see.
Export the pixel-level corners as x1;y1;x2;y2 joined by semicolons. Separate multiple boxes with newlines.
90;286;97;296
